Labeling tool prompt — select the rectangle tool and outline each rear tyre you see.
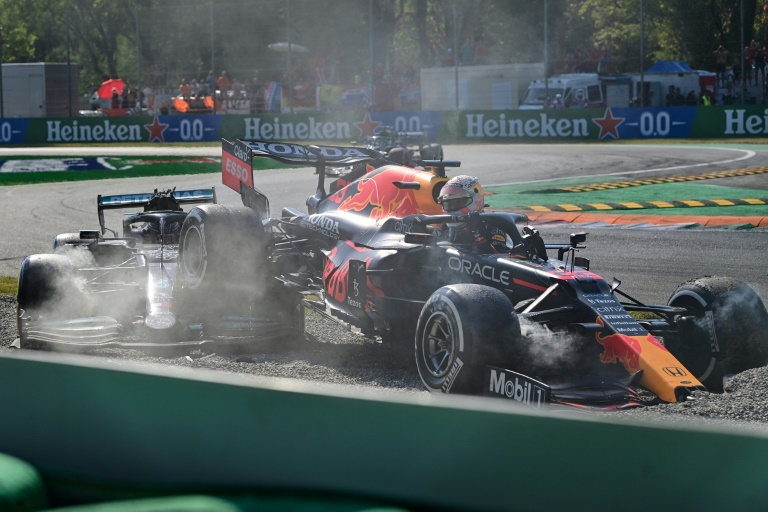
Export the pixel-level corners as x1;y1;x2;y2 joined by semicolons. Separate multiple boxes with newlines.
419;143;444;160
177;205;268;316
667;276;768;392
386;147;412;167
415;284;519;394
177;205;304;341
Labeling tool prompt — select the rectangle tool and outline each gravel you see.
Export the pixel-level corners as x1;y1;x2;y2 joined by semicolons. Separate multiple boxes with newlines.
4;294;768;431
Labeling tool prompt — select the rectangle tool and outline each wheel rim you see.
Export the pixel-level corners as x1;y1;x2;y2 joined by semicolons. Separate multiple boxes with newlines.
181;225;204;283
668;295;717;379
421;311;456;378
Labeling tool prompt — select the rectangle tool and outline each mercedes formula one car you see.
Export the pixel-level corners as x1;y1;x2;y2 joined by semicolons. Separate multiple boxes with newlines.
351;125;443;166
208;139;768;408
16;187;302;353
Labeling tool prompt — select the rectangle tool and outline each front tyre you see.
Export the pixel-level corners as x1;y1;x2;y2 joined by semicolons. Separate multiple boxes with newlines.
667;276;768;392
415;284;519;394
17;254;82;348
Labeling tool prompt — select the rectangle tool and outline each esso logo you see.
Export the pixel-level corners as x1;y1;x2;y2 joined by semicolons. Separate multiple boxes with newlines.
225;157;250;183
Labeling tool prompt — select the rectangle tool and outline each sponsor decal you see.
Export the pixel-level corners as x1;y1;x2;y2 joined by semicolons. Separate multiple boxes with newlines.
354;112;381;138
346;260;367;310
448;256;510;285
47;120;142;142
222;150;252;190
244;118;353;141
302;214;341;239
592;108;625;139
243;140;369;161
0;158;119;173
144;116;169;142
663;367;688;377
101;189;210;206
442;357;464;392
723;109;768;135
485;367;551;407
465;113;588;138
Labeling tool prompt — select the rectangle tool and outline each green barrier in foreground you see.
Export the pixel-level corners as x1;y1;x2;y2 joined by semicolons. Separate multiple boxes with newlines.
1;350;768;512
0;452;49;511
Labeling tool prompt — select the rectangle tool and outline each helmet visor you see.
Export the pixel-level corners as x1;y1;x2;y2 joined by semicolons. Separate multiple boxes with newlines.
438;194;473;213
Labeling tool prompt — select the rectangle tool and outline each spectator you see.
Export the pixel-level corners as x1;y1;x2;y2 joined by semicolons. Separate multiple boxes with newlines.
665;85;676;106
685;90;698;105
206;70;215;95
111;88;119;109
216;71;231;108
714;45;729;87
190;79;201;97
573;90;587;108
474;37;485;65
674;87;684;106
179;78;191;99
745;41;756;85
551;93;565;109
755;45;766;87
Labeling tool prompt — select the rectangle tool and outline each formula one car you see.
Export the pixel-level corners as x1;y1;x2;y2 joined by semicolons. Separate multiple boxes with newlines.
351;125;443;167
168;138;768;409
16;187;302;353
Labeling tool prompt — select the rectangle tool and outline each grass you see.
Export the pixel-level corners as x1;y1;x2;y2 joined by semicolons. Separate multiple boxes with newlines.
0;277;17;297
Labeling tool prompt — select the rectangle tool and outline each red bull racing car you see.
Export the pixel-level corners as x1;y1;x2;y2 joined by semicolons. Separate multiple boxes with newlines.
211;139;768;408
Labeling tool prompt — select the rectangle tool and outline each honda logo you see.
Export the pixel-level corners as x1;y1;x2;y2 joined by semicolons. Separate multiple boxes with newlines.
663;367;687;377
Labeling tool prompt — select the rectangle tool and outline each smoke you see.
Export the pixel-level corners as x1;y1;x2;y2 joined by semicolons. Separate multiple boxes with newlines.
517;317;580;371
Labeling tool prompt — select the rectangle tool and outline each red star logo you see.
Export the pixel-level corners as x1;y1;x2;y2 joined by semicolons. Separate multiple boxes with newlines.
354;112;381;139
592;108;625;140
144;116;169;143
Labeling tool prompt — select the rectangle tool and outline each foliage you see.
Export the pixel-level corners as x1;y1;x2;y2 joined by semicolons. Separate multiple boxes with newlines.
3;0;768;95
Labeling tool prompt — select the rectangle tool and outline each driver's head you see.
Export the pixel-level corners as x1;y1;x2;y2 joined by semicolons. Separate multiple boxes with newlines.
438;175;485;214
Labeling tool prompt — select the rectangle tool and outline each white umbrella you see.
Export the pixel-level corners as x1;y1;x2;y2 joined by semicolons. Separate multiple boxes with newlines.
268;42;309;53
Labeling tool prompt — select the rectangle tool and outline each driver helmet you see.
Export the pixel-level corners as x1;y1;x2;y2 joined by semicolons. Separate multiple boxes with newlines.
438;175;485;214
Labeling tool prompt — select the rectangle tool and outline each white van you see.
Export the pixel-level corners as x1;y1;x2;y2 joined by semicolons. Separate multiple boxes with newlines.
519;73;605;110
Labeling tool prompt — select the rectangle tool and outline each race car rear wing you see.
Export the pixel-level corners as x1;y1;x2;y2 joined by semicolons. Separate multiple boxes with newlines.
97;188;217;235
222;138;460;217
222;139;380;218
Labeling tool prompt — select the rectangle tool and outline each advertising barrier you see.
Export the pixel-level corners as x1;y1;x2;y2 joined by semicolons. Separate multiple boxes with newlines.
2;105;767;145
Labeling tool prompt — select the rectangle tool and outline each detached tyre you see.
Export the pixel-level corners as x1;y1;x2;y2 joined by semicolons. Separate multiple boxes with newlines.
415;284;519;394
667;276;768;392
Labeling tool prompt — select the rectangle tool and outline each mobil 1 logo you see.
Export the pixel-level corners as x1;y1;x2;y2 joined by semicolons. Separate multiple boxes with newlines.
347;259;367;310
484;366;551;408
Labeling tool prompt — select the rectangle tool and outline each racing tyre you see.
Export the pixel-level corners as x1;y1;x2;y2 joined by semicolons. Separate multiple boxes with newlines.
386;147;413;167
666;276;768;392
419;143;443;161
53;232;81;251
17;254;83;348
177;205;273;319
415;284;520;394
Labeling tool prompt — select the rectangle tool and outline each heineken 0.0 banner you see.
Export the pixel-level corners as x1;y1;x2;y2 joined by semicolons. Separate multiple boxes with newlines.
2;105;766;145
